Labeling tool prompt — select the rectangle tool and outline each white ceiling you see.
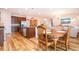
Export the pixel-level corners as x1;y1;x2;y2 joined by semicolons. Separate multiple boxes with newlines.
1;8;79;17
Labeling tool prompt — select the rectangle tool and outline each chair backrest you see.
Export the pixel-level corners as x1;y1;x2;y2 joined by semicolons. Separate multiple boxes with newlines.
51;28;57;34
57;25;64;31
37;25;47;40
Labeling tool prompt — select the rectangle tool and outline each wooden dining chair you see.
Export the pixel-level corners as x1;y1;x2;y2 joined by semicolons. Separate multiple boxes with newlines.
37;25;53;50
57;26;71;51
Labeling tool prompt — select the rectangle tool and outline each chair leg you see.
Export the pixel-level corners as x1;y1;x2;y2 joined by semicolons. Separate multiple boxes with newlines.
65;43;68;51
66;40;70;51
46;45;48;51
54;40;57;51
65;46;67;51
68;40;70;49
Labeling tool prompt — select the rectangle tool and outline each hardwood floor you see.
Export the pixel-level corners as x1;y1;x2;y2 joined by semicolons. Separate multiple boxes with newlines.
2;32;79;51
4;33;38;51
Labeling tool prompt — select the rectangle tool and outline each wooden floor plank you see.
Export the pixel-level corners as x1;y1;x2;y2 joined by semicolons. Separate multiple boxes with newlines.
2;32;79;51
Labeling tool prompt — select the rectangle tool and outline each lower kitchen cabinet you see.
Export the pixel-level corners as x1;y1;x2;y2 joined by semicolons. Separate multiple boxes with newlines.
0;27;4;47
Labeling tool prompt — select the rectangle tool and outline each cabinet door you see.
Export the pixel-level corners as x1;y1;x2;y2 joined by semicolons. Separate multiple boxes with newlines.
26;27;35;38
0;29;4;47
26;28;29;37
17;17;26;23
29;27;35;37
11;16;26;24
11;16;19;24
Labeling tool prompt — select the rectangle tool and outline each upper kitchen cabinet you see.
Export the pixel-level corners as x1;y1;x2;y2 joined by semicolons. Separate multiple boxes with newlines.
11;16;26;33
11;16;26;24
17;17;26;23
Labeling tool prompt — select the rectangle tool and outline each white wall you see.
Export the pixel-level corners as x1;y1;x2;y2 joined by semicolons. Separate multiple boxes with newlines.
0;10;11;40
52;16;61;26
51;14;79;27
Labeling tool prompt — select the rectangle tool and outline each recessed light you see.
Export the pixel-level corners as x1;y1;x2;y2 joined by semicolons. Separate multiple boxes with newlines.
25;8;28;10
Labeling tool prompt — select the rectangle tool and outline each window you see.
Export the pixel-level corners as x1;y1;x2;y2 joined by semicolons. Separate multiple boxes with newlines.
61;17;71;24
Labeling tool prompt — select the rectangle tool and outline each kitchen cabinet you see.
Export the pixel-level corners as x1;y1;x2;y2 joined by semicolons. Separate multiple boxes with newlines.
0;27;4;47
20;27;35;38
26;27;35;38
11;16;26;33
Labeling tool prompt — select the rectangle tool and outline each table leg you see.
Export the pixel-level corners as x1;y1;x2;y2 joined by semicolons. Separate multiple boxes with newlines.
54;40;57;51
